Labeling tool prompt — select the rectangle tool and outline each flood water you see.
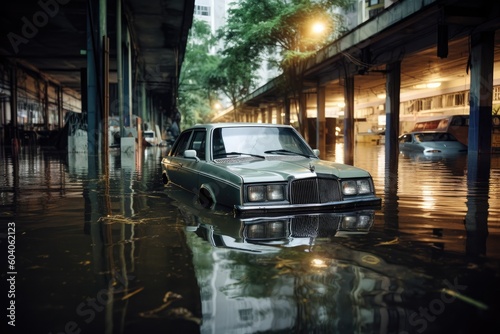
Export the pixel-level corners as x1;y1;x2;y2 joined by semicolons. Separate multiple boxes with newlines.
1;144;500;334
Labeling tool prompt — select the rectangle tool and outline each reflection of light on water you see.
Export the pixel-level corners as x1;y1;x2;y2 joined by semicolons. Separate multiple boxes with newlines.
311;258;327;268
420;187;436;210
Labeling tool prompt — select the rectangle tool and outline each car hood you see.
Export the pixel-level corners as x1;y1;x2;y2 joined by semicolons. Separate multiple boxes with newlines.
219;157;371;183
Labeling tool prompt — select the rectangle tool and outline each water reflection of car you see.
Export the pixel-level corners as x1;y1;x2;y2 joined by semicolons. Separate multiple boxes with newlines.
161;123;381;215
196;211;375;253
167;185;375;252
398;131;467;155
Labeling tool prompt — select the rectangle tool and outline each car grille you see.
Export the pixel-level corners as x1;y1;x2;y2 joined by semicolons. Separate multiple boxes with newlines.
291;215;341;237
290;178;341;204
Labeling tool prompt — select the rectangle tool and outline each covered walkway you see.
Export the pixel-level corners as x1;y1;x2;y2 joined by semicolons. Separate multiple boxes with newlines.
0;0;194;154
213;0;500;161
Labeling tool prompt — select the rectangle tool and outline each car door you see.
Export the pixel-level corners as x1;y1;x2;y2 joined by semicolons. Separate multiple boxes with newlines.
406;133;424;151
167;129;206;192
167;130;192;189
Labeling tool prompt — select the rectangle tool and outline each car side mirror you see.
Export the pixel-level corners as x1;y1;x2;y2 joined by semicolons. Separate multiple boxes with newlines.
312;149;320;157
184;149;200;161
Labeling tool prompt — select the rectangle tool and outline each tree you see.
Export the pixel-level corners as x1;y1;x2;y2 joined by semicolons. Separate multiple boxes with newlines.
218;0;349;130
178;19;221;128
207;46;258;122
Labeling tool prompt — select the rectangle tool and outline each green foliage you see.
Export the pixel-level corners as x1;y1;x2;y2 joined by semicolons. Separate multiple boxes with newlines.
179;1;349;125
207;48;257;121
178;19;221;127
220;0;347;72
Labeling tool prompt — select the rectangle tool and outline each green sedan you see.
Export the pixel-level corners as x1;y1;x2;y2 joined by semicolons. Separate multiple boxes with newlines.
161;123;381;215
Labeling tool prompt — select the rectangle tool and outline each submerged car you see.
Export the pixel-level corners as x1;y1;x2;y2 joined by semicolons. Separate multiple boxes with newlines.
161;123;381;214
398;131;468;155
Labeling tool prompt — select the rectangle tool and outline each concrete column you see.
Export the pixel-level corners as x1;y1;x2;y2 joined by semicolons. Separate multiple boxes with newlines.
384;61;401;166
86;0;106;156
43;81;49;130
58;86;63;129
267;105;273;124
468;31;494;154
116;0;123;137
124;27;132;129
81;67;87;118
284;98;291;125
0;95;4;145
344;75;355;165
102;36;110;155
141;82;147;123
316;84;326;159
10;65;19;147
299;93;307;137
86;11;97;154
383;62;401;231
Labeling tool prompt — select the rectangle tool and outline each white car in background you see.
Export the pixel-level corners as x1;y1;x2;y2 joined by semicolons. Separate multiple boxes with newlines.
143;130;160;146
399;132;467;155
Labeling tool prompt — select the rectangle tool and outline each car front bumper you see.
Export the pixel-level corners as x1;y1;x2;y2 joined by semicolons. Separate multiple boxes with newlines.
234;196;382;216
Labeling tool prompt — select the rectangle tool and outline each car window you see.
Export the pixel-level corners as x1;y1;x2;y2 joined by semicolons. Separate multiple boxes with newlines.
418;133;456;142
400;134;412;143
212;127;312;158
212;128;226;158
170;131;191;157
188;130;206;160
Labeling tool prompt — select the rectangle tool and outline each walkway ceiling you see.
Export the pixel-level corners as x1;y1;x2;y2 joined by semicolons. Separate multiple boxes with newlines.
0;0;194;104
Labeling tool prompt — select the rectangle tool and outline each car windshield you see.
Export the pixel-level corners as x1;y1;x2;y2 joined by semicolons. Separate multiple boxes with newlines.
212;127;314;159
415;132;457;142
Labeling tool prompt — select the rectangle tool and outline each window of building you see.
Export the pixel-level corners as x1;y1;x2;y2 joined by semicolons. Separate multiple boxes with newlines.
239;308;253;322
494;86;500;101
194;5;210;16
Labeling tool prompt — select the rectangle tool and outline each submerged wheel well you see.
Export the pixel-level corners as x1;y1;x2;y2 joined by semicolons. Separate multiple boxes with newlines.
199;188;214;209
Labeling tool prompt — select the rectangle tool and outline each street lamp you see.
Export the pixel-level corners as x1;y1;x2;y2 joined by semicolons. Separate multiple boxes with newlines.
312;22;326;35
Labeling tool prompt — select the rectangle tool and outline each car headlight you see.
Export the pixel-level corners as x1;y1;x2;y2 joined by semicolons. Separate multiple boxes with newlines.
340;213;374;230
342;215;358;228
247;184;285;202
341;179;373;196
248;185;266;201
267;185;285;200
245;221;287;239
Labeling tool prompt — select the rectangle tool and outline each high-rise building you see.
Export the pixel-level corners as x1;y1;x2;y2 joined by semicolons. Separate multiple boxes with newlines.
194;0;280;95
194;0;228;37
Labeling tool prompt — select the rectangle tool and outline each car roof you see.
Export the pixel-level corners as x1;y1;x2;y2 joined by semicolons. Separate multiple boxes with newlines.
184;123;295;131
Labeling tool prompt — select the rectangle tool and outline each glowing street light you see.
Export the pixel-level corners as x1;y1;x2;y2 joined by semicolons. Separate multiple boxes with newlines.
312;22;326;35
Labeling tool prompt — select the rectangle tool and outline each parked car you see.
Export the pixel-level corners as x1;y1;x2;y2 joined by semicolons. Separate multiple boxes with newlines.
143;130;159;146
161;123;381;215
398;131;468;155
